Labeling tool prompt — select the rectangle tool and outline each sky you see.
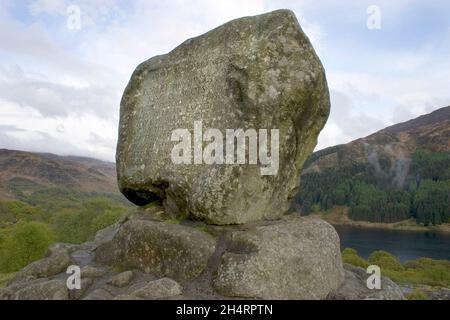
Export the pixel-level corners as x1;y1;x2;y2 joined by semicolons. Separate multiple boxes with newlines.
0;0;449;161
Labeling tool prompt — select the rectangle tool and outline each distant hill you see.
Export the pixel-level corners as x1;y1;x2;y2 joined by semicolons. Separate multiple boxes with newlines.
296;106;450;226
0;149;119;200
303;106;450;179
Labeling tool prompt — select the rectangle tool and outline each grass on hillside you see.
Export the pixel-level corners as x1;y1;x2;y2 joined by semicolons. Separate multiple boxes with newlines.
0;272;15;288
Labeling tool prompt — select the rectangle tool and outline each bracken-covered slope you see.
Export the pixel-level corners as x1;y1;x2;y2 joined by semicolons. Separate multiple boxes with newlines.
303;106;450;179
0;149;119;200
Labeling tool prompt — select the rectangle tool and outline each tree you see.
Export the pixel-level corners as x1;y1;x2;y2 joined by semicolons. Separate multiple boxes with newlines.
296;151;450;225
0;221;53;272
413;179;450;225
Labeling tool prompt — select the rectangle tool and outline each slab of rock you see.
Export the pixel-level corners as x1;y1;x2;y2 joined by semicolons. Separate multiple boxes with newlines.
117;9;330;225
95;219;216;281
108;271;134;287
81;266;106;278
130;278;182;299
113;294;143;300
427;288;450;300
213;216;345;299
69;278;94;300
11;249;72;283
47;243;78;255
13;280;68;300
83;289;114;300
94;223;120;244
0;288;14;300
327;264;405;300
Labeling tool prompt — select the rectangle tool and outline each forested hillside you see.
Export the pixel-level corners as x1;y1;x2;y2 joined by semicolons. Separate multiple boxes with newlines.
295;106;450;226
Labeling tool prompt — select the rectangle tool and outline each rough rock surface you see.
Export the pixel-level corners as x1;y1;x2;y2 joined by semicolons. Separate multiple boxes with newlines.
81;266;106;278
108;271;134;287
327;264;405;300
11;249;72;283
0;207;406;300
95;215;216;281
83;289;114;300
213;216;345;299
130;278;182;299
13;280;68;300
116;9;330;225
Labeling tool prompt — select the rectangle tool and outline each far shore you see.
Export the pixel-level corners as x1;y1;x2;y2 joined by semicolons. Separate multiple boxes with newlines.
311;206;450;233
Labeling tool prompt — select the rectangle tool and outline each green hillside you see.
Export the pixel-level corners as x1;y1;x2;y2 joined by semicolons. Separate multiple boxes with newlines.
0;150;133;277
296;150;450;225
295;106;450;226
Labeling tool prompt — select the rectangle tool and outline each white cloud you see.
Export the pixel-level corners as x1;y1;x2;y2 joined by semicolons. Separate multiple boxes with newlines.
0;98;118;160
29;0;67;15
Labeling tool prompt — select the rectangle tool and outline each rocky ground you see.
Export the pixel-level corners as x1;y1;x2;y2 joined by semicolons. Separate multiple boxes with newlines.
400;285;450;300
0;206;405;300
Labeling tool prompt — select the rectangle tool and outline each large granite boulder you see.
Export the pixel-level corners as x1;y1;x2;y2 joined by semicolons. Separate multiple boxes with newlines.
117;9;330;225
95;217;216;281
213;216;345;299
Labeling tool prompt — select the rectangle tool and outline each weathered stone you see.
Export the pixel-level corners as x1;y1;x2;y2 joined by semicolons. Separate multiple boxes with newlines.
117;9;330;225
83;289;114;300
81;266;106;278
11;249;72;283
47;243;78;255
426;288;450;300
130;278;182;299
0;288;14;300
95;218;216;280
108;271;134;287
327;264;405;300
94;223;120;244
69;278;94;300
213;216;345;299
13;280;68;300
113;294;143;300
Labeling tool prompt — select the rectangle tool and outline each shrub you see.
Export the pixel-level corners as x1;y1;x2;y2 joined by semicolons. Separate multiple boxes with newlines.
90;210;122;235
368;250;404;271
342;248;370;269
0;221;53;273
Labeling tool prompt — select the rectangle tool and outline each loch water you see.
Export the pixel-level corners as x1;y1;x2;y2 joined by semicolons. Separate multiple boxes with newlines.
334;224;450;262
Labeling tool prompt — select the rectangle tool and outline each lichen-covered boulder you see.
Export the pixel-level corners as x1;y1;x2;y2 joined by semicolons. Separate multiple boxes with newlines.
108;271;134;288
130;278;182;299
13;280;68;300
213;216;345;299
117;9;330;225
95;218;216;281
